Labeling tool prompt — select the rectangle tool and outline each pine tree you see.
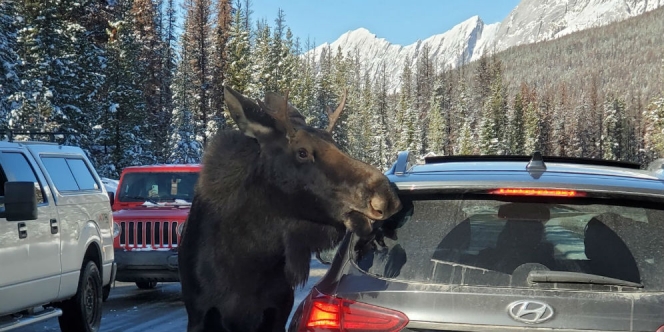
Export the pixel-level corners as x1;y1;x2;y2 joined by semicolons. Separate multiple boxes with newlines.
178;0;215;146
602;96;627;160
549;84;570;157
369;61;392;170
509;91;525;154
225;0;252;94
415;45;434;153
290;36;316;124
457;119;474;155
537;92;554;155
477;62;506;155
158;0;178;157
643;96;664;160
523;92;539;155
169;14;203;163
131;0;169;159
272;9;298;94
427;75;446;155
313;45;333;129
0;0;20;128
396;58;416;152
329;47;352;150
248;19;274;98
451;76;472;154
9;0;106;156
101;13;155;177
210;0;231;130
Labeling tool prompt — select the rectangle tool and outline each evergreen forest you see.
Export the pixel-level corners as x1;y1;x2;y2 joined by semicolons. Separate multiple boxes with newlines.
1;0;663;177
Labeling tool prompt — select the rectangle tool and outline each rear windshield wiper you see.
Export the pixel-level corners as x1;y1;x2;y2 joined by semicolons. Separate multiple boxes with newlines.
528;271;643;288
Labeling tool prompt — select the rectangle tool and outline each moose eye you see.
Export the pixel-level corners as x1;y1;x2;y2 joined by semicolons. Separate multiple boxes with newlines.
297;148;309;160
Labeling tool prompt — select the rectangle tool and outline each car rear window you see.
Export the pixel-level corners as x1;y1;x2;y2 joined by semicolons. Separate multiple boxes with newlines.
353;193;664;291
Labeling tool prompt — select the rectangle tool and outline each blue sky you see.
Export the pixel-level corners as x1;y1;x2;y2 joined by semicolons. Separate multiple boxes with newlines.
250;0;522;48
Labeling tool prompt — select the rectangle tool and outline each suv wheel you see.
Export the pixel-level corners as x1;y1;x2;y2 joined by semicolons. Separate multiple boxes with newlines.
136;281;158;289
57;261;103;332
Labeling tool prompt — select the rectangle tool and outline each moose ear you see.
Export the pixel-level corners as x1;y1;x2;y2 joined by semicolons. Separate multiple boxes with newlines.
224;86;277;139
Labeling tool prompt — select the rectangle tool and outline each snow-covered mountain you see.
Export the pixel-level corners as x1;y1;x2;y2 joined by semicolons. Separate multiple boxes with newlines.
307;0;663;92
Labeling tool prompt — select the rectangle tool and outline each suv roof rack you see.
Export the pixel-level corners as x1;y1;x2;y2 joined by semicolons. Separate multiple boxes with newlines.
646;158;664;180
423;152;642;170
393;150;418;176
0;129;77;143
647;158;664;172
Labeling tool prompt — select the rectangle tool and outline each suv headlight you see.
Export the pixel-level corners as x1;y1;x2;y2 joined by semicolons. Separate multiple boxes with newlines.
113;222;121;238
177;223;185;236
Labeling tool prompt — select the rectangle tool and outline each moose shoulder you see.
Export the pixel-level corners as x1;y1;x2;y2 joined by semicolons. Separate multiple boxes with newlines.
178;86;402;332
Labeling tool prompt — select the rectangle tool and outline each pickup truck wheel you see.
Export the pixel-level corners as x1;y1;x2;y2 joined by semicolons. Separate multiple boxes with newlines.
135;281;158;289
102;284;111;302
58;261;103;332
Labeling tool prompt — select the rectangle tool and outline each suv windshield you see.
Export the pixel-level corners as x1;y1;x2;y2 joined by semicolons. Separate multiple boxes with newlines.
355;193;664;291
118;172;199;203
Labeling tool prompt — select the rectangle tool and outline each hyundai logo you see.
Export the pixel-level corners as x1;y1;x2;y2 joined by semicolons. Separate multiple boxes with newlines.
507;300;554;324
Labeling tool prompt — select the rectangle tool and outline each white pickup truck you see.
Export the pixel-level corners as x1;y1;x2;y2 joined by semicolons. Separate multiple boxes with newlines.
0;140;116;332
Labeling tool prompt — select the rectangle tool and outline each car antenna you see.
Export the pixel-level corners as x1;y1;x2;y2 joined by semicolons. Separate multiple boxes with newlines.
526;151;546;179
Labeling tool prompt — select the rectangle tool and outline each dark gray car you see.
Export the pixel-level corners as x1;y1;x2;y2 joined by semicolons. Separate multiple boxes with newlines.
288;151;664;332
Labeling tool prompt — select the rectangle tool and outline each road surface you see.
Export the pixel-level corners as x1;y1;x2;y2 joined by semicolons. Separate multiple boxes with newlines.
12;258;329;332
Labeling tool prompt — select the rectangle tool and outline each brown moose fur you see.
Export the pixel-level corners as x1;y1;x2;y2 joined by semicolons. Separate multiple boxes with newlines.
178;86;401;332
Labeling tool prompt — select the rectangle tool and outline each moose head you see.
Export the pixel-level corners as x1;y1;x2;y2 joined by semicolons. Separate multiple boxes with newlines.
223;86;402;235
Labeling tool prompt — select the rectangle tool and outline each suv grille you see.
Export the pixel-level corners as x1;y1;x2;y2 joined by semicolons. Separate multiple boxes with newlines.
118;221;179;248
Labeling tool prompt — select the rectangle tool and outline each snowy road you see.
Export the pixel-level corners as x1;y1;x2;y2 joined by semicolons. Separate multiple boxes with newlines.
12;258;329;332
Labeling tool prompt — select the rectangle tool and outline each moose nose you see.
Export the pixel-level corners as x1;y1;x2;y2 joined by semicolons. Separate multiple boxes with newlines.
370;196;386;219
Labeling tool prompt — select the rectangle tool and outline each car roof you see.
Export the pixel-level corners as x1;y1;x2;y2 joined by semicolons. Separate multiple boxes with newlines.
386;151;664;199
0;140;90;156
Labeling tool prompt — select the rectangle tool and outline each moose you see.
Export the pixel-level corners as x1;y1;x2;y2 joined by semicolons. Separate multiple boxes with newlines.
178;86;402;332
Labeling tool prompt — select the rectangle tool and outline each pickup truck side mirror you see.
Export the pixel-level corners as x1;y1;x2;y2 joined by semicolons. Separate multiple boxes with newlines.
4;181;38;221
107;191;115;207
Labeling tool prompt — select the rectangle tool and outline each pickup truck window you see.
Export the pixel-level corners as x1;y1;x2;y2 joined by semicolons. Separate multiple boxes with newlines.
66;158;99;190
1;152;46;204
41;156;100;192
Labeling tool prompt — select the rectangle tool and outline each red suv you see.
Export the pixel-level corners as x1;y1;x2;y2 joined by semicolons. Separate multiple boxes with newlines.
111;164;200;289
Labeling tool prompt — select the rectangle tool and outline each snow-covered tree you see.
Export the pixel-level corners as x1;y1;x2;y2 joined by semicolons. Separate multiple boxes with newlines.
457;119;474;155
225;0;252;94
99;12;155;177
523;94;539;155
313;45;334;129
210;0;231;123
427;76;446;155
602;96;627;160
369;61;392;170
9;0;106;157
0;0;20;128
396;58;421;153
289;37;317;123
509;91;525;155
643;97;664;160
248;19;274;98
131;0;170;159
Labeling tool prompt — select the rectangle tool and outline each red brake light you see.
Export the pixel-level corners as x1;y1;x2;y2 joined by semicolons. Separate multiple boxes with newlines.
298;288;409;332
656;325;664;332
489;188;585;197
